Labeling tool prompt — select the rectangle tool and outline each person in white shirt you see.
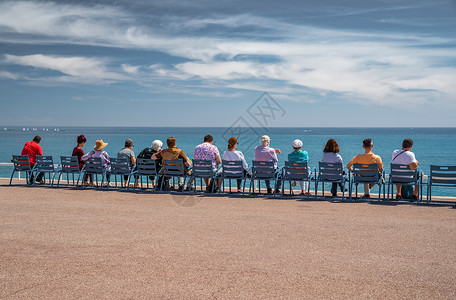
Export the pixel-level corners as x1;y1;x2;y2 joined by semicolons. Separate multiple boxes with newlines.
222;137;248;192
392;138;419;201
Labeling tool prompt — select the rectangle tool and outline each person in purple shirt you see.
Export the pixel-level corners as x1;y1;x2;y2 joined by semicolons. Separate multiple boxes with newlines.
254;135;282;194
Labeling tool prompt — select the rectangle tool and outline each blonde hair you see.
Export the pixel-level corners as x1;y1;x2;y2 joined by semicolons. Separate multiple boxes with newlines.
151;140;163;151
260;135;270;146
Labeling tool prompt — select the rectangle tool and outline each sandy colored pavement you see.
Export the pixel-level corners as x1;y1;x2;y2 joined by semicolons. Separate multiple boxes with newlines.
1;179;455;299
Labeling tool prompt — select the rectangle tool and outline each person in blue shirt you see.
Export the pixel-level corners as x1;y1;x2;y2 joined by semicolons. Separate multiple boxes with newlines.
287;139;309;195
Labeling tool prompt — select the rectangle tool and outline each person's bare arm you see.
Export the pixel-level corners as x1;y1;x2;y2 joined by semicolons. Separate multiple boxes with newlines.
151;154;157;160
131;156;136;165
274;148;281;154
409;160;418;170
215;155;221;165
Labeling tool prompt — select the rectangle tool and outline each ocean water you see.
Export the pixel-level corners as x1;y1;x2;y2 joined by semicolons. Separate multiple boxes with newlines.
1;126;456;196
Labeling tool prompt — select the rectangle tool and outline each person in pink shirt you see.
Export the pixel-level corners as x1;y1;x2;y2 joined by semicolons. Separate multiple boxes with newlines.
253;135;282;194
193;135;221;192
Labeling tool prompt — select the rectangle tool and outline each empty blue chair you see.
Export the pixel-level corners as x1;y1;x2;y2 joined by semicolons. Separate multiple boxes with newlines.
10;155;32;185
426;165;456;204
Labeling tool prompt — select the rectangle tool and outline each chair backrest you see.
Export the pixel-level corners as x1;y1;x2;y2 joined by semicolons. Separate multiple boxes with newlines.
352;163;379;183
60;156;80;173
136;158;158;176
84;157;105;174
429;165;456;186
192;159;214;178
11;155;31;171
318;162;343;181
390;163;418;184
221;160;244;178
284;161;309;181
34;155;55;172
110;157;130;175
251;160;275;179
163;159;185;176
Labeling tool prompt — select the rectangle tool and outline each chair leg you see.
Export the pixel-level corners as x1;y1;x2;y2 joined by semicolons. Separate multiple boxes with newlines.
9;171;15;185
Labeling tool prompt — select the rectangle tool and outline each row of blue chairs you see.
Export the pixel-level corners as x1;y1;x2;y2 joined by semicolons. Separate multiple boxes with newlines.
9;155;456;204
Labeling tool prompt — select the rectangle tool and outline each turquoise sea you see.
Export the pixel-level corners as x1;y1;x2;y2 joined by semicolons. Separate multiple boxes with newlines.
1;127;455;196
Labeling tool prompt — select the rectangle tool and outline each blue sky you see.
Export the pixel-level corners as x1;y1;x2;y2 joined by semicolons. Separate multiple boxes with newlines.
0;0;455;127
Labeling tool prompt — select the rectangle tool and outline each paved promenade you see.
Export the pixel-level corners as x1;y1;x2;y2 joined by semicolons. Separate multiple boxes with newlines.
1;179;455;299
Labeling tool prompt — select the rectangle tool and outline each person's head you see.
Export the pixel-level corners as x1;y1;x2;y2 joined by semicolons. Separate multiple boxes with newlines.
260;135;270;146
402;138;413;149
167;137;176;148
228;137;238;150
151;140;163;151
33;136;41;143
323;139;340;153
125;139;134;148
362;138;373;151
204;135;213;144
292;139;303;150
94;139;108;151
77;135;87;145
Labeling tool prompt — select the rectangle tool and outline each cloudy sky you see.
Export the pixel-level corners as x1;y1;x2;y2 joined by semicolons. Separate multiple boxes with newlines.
0;0;455;127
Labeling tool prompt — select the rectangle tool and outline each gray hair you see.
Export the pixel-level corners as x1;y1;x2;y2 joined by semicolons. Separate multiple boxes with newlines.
260;135;270;146
151;140;163;151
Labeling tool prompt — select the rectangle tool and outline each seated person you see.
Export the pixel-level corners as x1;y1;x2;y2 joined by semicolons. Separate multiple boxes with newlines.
151;137;191;191
137;140;163;186
392;138;419;202
322;139;344;197
221;137;248;193
72;134;92;185
346;138;383;198
193;135;221;192
21;135;44;184
287;139;309;195
82;139;111;183
253;135;281;194
117;139;139;187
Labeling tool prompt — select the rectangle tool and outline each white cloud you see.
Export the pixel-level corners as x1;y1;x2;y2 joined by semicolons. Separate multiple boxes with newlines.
0;70;19;79
0;1;455;106
121;64;140;74
3;54;126;83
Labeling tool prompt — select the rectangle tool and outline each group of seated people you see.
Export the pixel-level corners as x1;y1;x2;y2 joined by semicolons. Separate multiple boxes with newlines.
21;134;420;200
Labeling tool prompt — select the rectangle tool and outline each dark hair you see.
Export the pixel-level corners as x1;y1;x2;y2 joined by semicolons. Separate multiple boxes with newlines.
323;139;340;153
167;137;176;148
402;138;413;148
204;135;213;143
125;139;133;147
33;136;41;143
77;135;87;144
363;138;372;148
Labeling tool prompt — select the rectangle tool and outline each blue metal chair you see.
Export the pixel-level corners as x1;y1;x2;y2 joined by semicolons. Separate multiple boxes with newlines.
315;162;347;199
81;157;107;188
349;163;384;200
218;160;248;194
160;159;187;192
281;161;311;197
188;159;217;193
426;165;456;204
387;163;420;202
108;157;134;189
31;155;56;185
248;160;278;195
135;158;159;190
10;155;32;185
55;156;82;187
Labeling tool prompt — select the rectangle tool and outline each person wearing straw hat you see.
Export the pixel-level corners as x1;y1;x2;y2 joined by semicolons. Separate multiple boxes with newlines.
287;139;309;195
82;139;111;182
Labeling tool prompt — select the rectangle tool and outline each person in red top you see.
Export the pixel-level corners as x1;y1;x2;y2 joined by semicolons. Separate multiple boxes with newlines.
21;136;44;183
72;135;92;185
